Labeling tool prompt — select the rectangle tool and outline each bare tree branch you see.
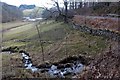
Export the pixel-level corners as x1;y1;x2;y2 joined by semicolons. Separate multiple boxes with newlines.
51;0;62;15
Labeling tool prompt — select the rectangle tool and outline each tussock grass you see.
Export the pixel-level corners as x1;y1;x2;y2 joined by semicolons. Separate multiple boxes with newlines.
2;20;108;78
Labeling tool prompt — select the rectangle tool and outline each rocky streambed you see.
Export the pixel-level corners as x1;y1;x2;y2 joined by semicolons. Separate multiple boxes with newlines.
2;47;87;78
19;50;87;78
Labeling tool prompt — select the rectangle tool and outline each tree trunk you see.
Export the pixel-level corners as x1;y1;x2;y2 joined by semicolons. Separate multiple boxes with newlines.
64;1;68;23
72;2;74;9
75;2;77;9
55;2;61;15
69;2;72;9
78;2;82;8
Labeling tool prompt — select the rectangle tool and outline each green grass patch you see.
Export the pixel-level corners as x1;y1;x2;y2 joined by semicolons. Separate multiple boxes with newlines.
2;20;109;78
57;30;108;56
3;21;69;51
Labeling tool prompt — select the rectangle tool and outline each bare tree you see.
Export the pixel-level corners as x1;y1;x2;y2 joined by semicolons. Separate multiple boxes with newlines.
35;24;45;62
72;2;74;9
34;7;50;62
75;2;77;9
69;2;72;9
78;2;82;8
64;0;68;23
51;0;68;23
53;0;62;15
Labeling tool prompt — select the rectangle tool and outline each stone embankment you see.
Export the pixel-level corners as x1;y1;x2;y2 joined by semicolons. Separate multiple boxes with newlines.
73;24;120;41
72;15;120;41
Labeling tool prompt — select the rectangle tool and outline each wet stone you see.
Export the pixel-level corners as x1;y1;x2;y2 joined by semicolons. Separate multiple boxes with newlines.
2;46;19;53
20;51;84;78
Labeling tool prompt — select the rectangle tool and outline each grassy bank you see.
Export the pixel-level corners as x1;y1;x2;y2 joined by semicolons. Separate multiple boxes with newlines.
2;20;109;78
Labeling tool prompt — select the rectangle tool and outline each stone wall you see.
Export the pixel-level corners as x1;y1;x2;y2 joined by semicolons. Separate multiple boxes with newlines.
73;24;120;41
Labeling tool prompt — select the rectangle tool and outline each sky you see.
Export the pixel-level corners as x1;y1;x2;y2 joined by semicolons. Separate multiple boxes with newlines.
1;0;119;8
1;0;64;8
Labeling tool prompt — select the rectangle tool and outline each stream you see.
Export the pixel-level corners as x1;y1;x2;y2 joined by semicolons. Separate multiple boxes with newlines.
20;50;84;78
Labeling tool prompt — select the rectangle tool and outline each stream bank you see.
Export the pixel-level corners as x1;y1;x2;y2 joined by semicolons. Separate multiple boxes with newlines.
19;50;88;78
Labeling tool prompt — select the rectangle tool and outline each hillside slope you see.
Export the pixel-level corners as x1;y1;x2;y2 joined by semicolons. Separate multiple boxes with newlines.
22;7;44;18
77;41;120;79
0;2;23;23
73;15;119;33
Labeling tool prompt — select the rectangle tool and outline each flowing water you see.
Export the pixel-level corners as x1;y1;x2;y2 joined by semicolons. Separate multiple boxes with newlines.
20;51;84;78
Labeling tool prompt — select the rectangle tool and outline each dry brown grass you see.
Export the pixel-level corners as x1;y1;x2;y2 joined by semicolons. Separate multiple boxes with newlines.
73;15;119;33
